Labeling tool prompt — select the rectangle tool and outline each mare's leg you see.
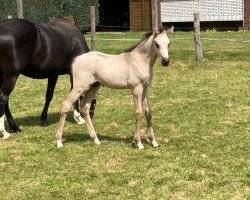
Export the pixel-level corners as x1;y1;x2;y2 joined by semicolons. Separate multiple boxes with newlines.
70;74;85;125
89;97;96;119
74;96;97;122
132;85;144;149
0;76;18;139
5;101;21;132
142;90;158;148
80;84;101;145
73;96;85;125
0;71;20;132
41;76;58;126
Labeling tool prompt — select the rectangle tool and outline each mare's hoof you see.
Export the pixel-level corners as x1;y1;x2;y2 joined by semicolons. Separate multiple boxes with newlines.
90;111;94;119
41;120;49;127
10;125;21;132
73;110;85;125
2;132;11;139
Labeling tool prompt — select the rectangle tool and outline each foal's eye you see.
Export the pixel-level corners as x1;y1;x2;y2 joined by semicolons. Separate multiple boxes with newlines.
155;43;160;49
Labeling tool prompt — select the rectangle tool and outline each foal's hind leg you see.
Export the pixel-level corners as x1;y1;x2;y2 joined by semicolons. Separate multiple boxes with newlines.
80;84;101;145
56;89;83;148
41;76;58;126
142;90;158;148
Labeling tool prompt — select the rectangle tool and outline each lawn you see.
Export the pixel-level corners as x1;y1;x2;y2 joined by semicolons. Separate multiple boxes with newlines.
0;30;249;199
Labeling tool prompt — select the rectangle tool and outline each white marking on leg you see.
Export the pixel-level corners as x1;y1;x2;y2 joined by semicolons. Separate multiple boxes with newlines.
0;115;10;139
137;142;144;150
152;140;159;148
73;109;85;125
56;140;63;148
94;138;101;145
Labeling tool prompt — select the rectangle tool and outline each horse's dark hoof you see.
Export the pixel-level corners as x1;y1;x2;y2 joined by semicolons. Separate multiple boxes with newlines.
41;120;49;127
90;111;94;119
10;126;21;132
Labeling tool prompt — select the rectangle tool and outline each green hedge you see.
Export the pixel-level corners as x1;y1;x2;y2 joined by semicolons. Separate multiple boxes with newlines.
0;0;99;30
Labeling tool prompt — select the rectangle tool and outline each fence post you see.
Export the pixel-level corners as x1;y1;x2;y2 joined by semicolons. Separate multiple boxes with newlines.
90;6;96;51
193;12;203;60
151;0;159;33
16;0;24;19
7;15;12;19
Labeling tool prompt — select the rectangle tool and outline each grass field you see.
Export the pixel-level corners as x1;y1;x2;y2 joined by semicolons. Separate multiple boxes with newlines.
0;30;249;199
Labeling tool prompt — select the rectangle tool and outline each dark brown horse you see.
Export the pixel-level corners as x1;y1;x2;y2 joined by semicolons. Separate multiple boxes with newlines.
0;18;95;139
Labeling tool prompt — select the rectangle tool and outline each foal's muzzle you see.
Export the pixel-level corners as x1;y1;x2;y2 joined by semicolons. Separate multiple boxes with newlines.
161;58;170;67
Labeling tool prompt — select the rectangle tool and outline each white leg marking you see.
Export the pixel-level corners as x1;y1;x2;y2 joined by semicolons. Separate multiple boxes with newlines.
0;115;10;139
94;138;101;145
137;142;144;150
56;140;63;148
152;140;159;148
73;109;85;125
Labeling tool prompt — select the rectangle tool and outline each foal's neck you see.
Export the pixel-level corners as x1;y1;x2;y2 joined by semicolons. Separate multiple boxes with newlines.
135;35;158;67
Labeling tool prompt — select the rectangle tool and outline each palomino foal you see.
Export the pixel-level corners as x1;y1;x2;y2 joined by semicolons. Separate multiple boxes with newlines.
56;26;174;149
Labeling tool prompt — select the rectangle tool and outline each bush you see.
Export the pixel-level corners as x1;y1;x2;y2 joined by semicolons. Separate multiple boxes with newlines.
0;0;99;30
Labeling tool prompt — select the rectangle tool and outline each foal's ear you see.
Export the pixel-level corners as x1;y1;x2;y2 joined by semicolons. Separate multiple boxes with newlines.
166;26;174;36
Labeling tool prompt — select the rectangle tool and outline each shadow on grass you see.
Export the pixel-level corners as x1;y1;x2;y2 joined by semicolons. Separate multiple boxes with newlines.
63;132;134;145
7;112;135;145
6;111;80;131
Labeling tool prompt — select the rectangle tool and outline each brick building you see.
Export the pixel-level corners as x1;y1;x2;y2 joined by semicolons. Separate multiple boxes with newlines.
244;0;250;29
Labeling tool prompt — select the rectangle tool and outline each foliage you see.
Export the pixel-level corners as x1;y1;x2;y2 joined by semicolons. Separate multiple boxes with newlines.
0;0;99;29
0;31;249;199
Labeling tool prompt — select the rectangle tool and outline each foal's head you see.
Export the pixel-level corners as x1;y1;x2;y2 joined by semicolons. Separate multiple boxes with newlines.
153;26;174;67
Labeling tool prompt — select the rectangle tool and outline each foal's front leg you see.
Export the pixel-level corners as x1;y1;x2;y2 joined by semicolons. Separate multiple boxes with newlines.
142;90;158;148
132;86;144;149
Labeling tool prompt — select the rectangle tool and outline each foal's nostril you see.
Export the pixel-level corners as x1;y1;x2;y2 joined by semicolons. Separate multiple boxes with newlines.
162;59;170;67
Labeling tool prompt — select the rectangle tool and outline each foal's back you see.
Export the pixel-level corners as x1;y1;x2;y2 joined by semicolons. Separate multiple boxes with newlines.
73;51;145;89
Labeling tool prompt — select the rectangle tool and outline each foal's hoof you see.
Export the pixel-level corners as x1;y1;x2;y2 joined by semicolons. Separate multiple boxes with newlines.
56;140;63;148
94;138;101;145
10;125;21;132
137;142;144;150
152;140;159;148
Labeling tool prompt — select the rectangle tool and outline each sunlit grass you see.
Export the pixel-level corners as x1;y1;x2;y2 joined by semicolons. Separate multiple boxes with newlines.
0;31;249;199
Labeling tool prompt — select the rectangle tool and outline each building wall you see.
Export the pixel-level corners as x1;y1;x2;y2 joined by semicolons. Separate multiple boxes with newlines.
244;0;250;29
161;0;244;22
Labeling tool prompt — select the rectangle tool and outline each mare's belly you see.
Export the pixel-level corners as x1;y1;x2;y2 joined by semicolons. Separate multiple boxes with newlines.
21;63;68;79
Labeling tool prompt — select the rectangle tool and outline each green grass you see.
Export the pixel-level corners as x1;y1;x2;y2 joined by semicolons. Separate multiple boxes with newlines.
0;31;249;199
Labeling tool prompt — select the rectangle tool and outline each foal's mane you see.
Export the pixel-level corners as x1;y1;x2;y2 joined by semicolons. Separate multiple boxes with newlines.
124;27;165;53
124;32;153;53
